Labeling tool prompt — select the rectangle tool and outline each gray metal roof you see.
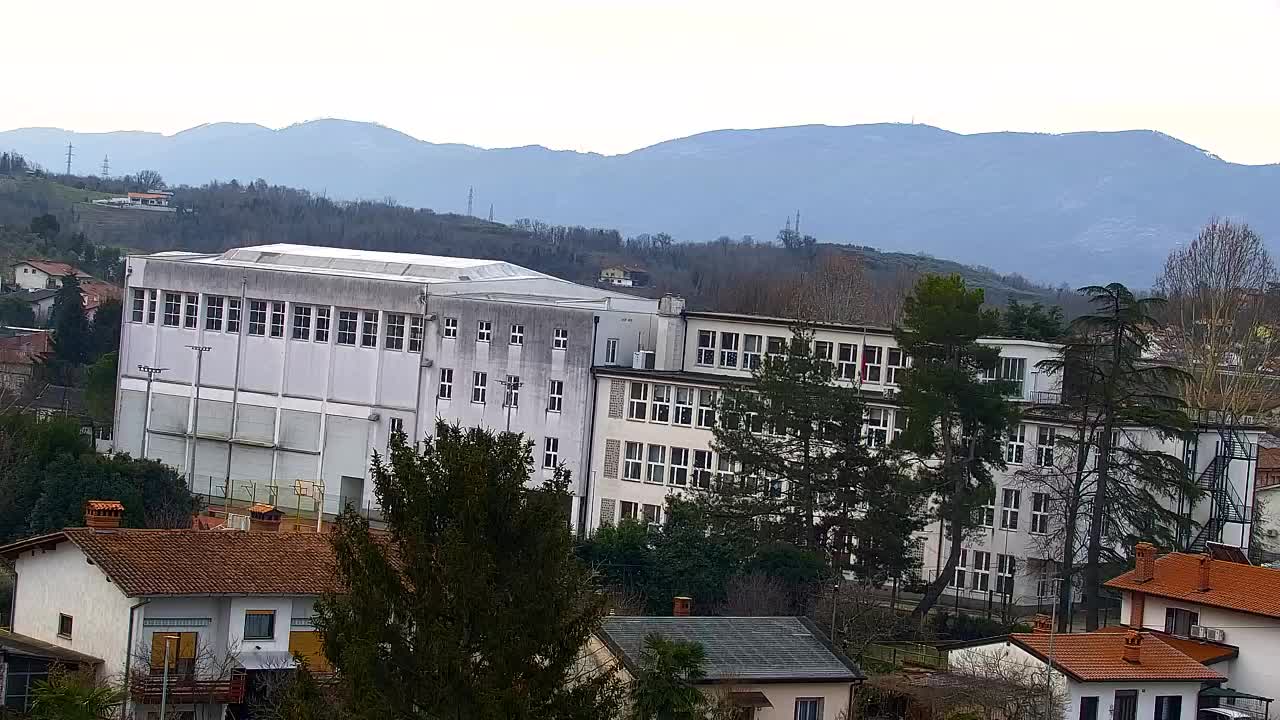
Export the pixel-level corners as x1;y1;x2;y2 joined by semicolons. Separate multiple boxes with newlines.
598;616;863;683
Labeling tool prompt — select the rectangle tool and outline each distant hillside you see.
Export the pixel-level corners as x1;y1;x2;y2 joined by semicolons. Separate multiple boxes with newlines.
4;120;1279;284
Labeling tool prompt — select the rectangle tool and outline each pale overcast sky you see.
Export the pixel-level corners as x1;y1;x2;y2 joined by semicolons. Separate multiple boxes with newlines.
6;0;1280;163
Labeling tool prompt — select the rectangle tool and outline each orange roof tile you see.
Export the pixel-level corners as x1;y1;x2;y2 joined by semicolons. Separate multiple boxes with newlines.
1010;631;1224;683
1094;625;1237;665
1105;551;1280;619
84;500;125;512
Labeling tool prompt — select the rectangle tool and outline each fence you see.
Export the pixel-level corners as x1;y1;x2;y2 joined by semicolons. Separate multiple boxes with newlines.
861;642;948;671
185;473;384;527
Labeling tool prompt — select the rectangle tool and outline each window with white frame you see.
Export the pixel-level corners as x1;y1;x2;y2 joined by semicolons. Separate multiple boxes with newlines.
673;387;694;426
553;327;568;350
863;344;883;382
1031;491;1050;534
696;330;716;366
642;503;662;528
978;499;995;528
1000;488;1020;530
438;368;453;399
984;356;1027;396
892;410;907;442
623;442;643;481
971;551;991;591
543;437;559;469
292;305;312;340
795;698;823;720
813;341;834;369
385;314;405;350
361;311;378;347
270;302;286;337
619;501;639;521
1006;424;1026;464
650;385;671;423
886;348;907;384
163;292;181;327
503;375;520;407
1036;426;1056;467
715;455;735;490
476;320;492;342
696;390;716;429
184;294;198;329
509;324;524;346
314;307;330;343
837;343;858;381
743;335;763;369
472;372;487;403
131;288;145;322
997;554;1016;595
952;549;968;588
205;296;224;331
247;300;267;335
669;447;689;487
547;380;563;412
226;298;240;333
147;290;157;324
408;316;424;352
719;332;740;367
443;317;458;339
692;450;713;489
628;382;648;420
646;445;666;484
336;310;358;345
389;417;404;441
766;335;787;357
864;407;889;447
605;338;619;364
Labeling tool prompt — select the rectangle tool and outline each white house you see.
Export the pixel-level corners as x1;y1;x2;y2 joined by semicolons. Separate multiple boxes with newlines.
11;259;91;292
0;502;335;720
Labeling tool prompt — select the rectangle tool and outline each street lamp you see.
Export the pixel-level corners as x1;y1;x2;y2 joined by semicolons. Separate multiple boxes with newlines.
158;633;179;720
136;365;168;458
498;376;522;432
186;346;211;485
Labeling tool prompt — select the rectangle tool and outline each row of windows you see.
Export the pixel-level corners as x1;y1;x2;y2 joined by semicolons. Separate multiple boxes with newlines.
436;370;566;413
976;488;1052;534
443;317;571;351
621;441;735;489
694;330;910;383
949;549;1019;595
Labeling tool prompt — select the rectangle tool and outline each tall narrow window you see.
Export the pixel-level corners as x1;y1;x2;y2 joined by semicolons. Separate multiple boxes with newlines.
886;348;907;384
226;298;241;333
292;305;312;341
837;343;858;380
131;289;145;322
996;554;1017;595
205;296;224;331
1036;426;1056;467
715;455;735;490
361;311;378;347
742;335;763;369
696;390;716;429
547;380;564;412
270;302;285;337
247;300;267;335
181;294;197;328
147;290;158;324
863;344;883;382
438;368;453;399
1155;697;1182;720
673;387;694;426
408;316;424;352
553;327;568;350
646;444;666;484
1079;697;1099;720
503;375;520;407
719;332;739;367
628;383;648;420
669;447;689;486
476;320;492;342
696;330;716;366
605;338;619;365
978;499;995;528
163;292;181;326
385;313;405;350
642;503;662;529
509;324;524;346
971;551;991;591
314;307;330;343
1006;424;1026;465
336;310;358;345
892;410;907;441
1000;488;1020;530
952;549;968;588
692;450;713;489
472;372;487;404
650;384;671;423
864;407;889;447
442;317;458;339
1031;492;1049;534
623;441;644;481
543;437;559;469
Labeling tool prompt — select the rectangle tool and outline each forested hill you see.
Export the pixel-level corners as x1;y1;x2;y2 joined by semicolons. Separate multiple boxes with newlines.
0;168;1082;324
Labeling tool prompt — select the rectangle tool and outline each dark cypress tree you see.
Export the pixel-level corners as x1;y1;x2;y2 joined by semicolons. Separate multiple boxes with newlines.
49;274;90;377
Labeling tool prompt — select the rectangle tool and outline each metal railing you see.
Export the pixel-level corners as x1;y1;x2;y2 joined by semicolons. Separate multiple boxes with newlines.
129;670;246;704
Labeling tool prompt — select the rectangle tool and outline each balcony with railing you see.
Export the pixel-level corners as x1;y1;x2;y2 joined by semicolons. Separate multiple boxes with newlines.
129;670;247;705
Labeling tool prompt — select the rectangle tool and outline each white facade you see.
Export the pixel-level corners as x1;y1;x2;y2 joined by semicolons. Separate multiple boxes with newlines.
12;262;62;291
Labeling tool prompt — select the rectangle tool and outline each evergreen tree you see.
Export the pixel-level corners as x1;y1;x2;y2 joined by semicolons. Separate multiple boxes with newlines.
895;275;1018;621
1001;300;1065;341
87;297;122;357
313;423;623;720
49;273;90;372
628;635;707;720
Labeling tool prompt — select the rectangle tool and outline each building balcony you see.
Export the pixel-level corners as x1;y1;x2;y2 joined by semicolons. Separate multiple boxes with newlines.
129;671;246;705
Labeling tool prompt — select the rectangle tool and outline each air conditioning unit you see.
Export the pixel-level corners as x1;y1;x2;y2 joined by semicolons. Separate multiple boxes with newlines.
422;358;434;368
1190;625;1226;643
633;350;656;369
224;513;250;531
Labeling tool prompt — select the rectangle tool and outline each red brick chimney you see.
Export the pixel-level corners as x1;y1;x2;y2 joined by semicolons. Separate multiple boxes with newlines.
1031;614;1052;633
1134;542;1156;583
1129;592;1146;628
1122;631;1143;664
84;500;124;529
673;596;692;617
1198;554;1212;592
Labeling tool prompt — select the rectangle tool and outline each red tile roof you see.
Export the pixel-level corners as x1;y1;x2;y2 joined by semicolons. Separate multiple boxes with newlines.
84;500;125;512
14;260;90;278
0;331;50;366
1010;631;1225;683
1094;625;1237;665
1105;551;1280;620
0;528;337;597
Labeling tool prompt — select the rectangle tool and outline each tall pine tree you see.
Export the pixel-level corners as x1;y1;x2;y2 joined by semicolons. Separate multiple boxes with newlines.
49;274;90;377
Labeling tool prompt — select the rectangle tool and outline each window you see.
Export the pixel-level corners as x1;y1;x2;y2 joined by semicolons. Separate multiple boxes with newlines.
147;289;157;324
692;450;713;490
838;343;858;380
1164;607;1199;637
292;305;312;340
628;383;649;420
642;503;662;529
150;632;197;678
1036;426;1057;467
543;437;559;469
361;311;378;347
163;292;182;326
472;371;487;404
336;310;358;345
443;316;458;339
1155;696;1182;720
131;288;145;322
795;698;823;720
1079;696;1099;720
1006;424;1026;464
766;335;787;357
620;501;639;521
814;341;834;369
696;389;716;429
1000;488;1020;530
646;444;666;484
248;300;268;336
863;344;883;382
669;447;689;487
1115;691;1138;720
548;380;563;412
477;320;492;342
383;314;405;350
1031;492;1050;534
438;368;453;399
57;613;73;638
553;327;568;350
886;347;907;384
892;411;907;441
978;499;995;528
651;384;671;423
715;455;736;490
952;549;968;588
971;551;991;591
743;334;763;369
243;610;275;640
997;554;1016;595
271;302;285;337
389;417;404;439
205;296;224;331
864;407;889;447
315;307;330;343
623;441;644;481
605;338;619;365
696;330;716;365
985;356;1027;396
719;331;740;367
673;387;694;426
509;324;524;345
503;375;520;407
227;298;241;333
409;316;424;352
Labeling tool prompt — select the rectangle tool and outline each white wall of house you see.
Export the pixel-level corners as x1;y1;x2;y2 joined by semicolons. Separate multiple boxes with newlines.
726;681;853;720
13;264;54;291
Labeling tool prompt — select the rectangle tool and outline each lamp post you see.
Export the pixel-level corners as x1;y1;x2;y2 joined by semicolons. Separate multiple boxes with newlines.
1045;577;1063;718
498;376;522;432
136;365;168;458
158;633;179;720
186;346;211;485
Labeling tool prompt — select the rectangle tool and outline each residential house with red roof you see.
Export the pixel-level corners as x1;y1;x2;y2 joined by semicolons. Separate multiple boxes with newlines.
11;260;92;292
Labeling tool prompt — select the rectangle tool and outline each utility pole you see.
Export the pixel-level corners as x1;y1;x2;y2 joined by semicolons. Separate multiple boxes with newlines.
1044;577;1063;718
64;142;73;175
186;345;212;485
101;155;109;178
467;186;474;217
498;376;522;432
137;365;168;458
158;634;178;720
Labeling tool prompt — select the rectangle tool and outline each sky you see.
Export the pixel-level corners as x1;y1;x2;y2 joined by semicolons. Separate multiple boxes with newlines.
6;0;1280;164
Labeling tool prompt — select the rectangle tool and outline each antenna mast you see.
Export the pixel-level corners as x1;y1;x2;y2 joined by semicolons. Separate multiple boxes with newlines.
64;142;74;175
467;186;474;217
101;155;110;178
488;204;493;222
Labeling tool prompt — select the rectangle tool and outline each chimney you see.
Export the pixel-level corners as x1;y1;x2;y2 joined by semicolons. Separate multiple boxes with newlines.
1031;614;1052;633
673;596;692;617
84;500;124;529
1122;631;1143;664
1134;542;1156;583
1129;592;1146;628
1198;554;1212;592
